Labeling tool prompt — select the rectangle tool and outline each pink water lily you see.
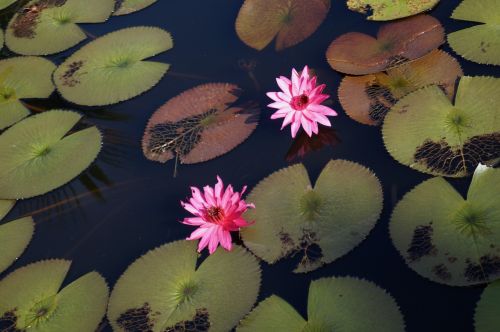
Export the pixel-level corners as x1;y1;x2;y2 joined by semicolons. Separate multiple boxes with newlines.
267;66;338;138
181;176;255;254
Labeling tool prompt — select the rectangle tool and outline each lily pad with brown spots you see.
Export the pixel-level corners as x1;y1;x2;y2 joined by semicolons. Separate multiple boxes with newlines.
383;76;500;177
326;15;445;75
390;164;500;286
339;50;463;126
5;0;115;55
241;160;383;273
347;0;440;21
0;260;109;331
235;0;330;51
142;83;259;165
107;240;261;332
448;0;500;65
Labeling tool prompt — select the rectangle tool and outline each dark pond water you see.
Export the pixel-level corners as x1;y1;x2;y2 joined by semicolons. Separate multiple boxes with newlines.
3;0;500;331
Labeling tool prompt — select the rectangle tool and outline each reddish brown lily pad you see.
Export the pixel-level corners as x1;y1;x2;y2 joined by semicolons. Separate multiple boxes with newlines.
142;83;259;164
235;0;330;51
326;15;445;75
339;50;463;125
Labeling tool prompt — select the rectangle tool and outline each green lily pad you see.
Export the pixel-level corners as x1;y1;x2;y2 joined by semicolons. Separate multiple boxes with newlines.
235;0;330;51
241;160;383;273
390;164;500;286
0;56;56;130
383;76;500;177
448;0;500;65
54;26;172;106
0;217;34;274
5;0;115;55
475;281;500;332
0;110;102;199
326;15;445;75
113;0;158;15
0;200;15;220
142;83;259;164
237;277;405;332
108;240;261;332
0;260;109;331
339;50;463;126
347;0;440;21
0;0;17;10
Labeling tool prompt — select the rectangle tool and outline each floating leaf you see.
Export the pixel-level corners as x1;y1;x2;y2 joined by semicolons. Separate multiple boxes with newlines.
0;110;102;199
286;126;341;162
448;0;500;65
326;15;445;75
0;200;15;220
347;0;440;21
0;56;56;130
0;0;17;10
53;26;172;106
0;260;109;331
235;0;330;51
241;160;383;273
0;217;34;274
107;240;261;332
390;165;500;286
383;76;500;177
142;83;259;164
475;281;500;332
113;0;157;15
339;50;463;126
238;277;405;332
5;0;115;55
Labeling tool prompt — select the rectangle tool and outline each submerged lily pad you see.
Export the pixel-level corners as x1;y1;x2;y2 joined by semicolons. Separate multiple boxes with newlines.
390;164;500;286
6;0;115;55
326;15;445;75
142;83;259;164
238;277;405;332
107;240;261;332
0;0;17;10
241;160;383;273
54;26;172;106
0;110;102;199
383;76;500;177
339;50;463;126
0;260;109;331
0;56;56;130
448;0;500;65
0;217;34;274
347;0;440;21
235;0;330;51
113;0;158;15
475;281;500;332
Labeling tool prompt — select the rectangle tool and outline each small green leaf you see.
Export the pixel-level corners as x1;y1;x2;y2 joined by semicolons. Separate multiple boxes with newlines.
0;110;102;199
238;277;405;332
448;0;500;65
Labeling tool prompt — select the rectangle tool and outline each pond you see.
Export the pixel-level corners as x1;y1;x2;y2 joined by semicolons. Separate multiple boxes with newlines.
0;0;500;331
